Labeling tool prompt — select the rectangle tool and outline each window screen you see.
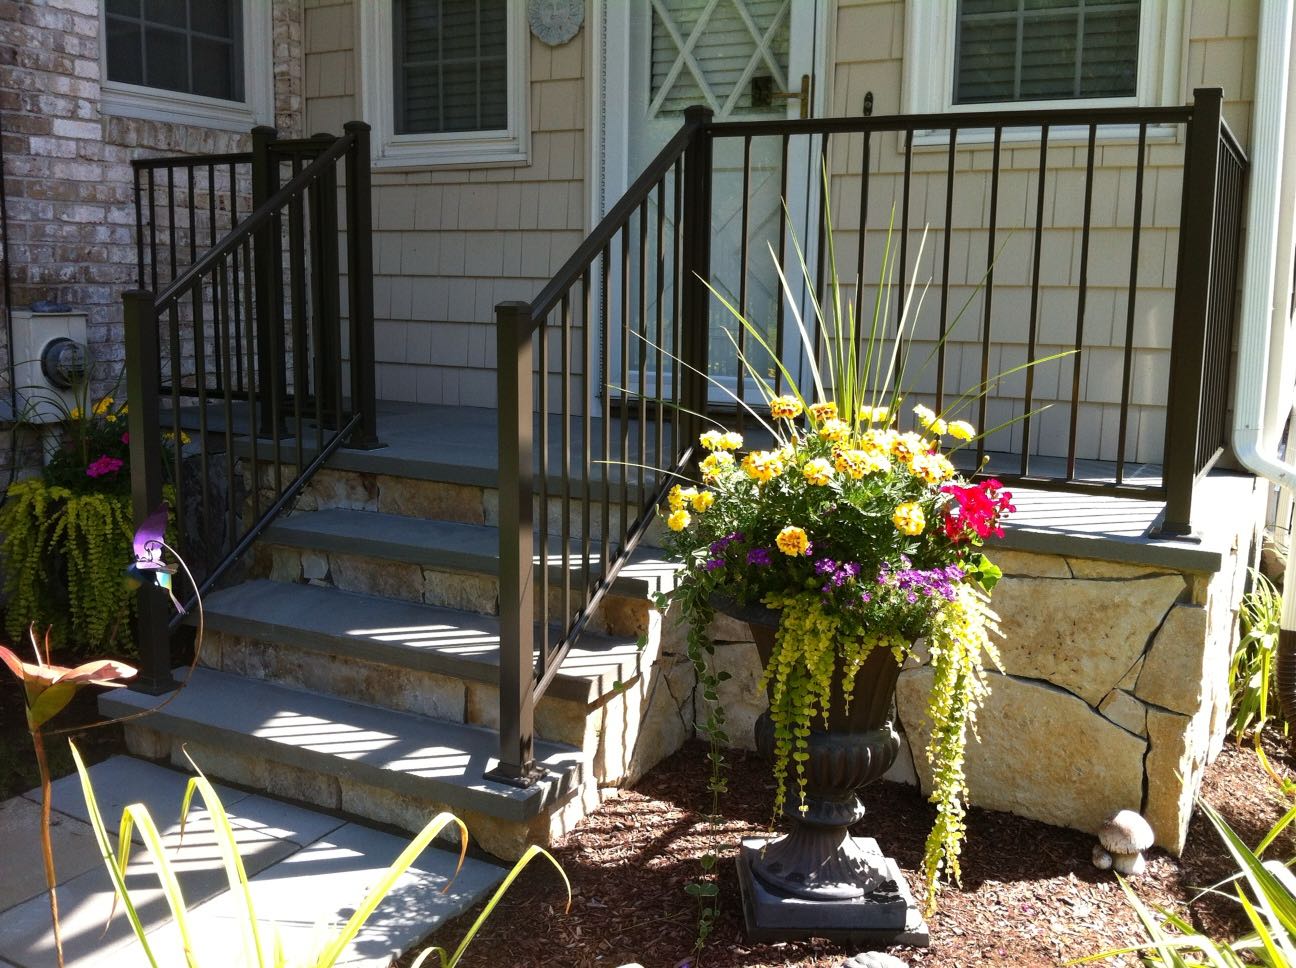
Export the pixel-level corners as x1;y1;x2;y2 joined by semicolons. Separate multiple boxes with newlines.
105;0;244;102
954;0;1140;105
395;0;509;135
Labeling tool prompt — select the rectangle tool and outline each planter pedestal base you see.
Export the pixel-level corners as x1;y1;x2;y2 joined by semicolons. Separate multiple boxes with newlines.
736;837;929;948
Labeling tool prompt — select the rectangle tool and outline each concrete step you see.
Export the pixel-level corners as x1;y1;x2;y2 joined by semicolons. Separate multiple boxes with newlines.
255;508;680;631
102;667;592;860
0;756;505;968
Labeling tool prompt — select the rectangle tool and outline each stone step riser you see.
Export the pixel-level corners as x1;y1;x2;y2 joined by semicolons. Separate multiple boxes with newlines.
121;722;598;861
198;629;594;748
248;465;666;543
250;543;652;638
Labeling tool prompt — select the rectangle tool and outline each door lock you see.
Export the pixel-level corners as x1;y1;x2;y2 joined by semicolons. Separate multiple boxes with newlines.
751;73;813;119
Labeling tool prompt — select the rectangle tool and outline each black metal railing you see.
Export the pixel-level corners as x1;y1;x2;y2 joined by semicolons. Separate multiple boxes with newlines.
491;89;1248;779
124;123;378;693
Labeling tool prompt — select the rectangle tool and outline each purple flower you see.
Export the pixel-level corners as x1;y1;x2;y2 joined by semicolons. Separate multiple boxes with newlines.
746;548;772;566
860;592;872;603
704;558;726;572
710;531;745;554
814;558;837;575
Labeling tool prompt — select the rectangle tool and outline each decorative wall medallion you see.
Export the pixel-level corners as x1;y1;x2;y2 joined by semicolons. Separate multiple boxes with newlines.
528;0;583;46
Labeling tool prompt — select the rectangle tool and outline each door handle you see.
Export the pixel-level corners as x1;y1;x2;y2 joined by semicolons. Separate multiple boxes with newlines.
751;74;813;119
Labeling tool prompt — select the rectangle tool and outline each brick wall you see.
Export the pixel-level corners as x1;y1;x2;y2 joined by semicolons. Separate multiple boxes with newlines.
0;0;304;475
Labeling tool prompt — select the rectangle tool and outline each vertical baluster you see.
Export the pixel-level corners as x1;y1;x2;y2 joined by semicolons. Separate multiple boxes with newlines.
166;165;177;287
937;128;957;414
147;167;159;299
307;147;329;454
737;136;751;434
581;267;593;598
655;178;666;486
191;273;212;549
1067;124;1098;480
620;226;631;549
289;163;309;479
672;160;683;455
814;132;830;370
539;314;550;647
218;255;238;556
600;242;612;561
167;290;186;562
225;162;244;394
561;293;572;628
637;200;649;515
976;127;1003;471
243;233;262;524
854;130;872;340
133;166;145;287
1019;124;1050;477
1116;123;1149;484
776;133;789;395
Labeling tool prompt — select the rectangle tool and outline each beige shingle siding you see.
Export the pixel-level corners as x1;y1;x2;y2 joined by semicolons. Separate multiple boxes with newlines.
304;1;588;408
823;0;1257;465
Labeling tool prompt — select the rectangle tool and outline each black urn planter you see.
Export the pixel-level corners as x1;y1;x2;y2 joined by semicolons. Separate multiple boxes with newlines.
717;598;929;948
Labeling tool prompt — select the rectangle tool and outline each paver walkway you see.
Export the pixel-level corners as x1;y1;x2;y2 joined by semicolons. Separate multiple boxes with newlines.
0;756;504;967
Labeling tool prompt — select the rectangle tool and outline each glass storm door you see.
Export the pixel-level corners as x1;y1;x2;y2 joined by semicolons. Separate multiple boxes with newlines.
600;0;830;408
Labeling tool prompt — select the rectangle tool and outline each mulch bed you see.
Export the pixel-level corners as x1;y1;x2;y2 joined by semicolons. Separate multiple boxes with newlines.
430;729;1296;968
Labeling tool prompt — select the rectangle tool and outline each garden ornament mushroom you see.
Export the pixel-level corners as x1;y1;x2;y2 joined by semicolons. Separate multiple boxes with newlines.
1093;810;1154;876
840;954;908;968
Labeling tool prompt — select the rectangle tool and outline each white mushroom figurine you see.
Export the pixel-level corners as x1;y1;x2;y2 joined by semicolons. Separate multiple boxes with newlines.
1093;810;1154;876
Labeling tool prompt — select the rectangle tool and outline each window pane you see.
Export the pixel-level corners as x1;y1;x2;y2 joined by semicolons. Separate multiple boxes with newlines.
954;0;1140;104
106;0;242;102
396;0;509;135
105;17;143;86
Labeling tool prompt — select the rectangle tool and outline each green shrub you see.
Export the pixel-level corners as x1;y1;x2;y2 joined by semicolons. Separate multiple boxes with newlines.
1229;570;1284;740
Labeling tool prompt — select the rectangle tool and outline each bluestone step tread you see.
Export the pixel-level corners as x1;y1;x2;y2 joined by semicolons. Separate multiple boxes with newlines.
196;579;646;702
262;508;681;597
99;667;584;822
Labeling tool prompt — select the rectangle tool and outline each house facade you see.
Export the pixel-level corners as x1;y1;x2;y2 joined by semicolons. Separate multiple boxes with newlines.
1;0;1294;869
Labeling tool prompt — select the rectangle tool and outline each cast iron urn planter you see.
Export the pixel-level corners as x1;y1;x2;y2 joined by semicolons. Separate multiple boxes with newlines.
718;598;929;948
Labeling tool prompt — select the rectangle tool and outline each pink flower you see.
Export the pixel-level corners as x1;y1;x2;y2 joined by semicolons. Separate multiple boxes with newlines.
120;431;129;445
86;455;124;478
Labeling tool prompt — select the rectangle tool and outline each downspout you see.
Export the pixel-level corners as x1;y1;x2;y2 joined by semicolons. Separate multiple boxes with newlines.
1231;2;1296;721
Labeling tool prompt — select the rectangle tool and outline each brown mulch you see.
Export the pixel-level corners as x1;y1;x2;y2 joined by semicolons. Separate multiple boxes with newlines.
423;728;1296;968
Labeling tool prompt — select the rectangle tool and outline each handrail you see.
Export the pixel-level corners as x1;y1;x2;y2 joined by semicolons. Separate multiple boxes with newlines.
530;113;707;322
132;151;253;171
154;131;356;310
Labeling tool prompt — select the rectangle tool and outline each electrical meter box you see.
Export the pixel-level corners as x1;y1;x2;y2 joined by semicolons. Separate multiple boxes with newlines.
11;310;89;424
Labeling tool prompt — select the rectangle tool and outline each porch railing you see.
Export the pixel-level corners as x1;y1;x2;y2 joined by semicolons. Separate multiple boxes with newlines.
124;123;378;693
491;88;1248;779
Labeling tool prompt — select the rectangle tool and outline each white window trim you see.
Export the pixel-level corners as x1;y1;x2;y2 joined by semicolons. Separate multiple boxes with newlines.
99;0;273;133
902;0;1184;147
358;1;530;170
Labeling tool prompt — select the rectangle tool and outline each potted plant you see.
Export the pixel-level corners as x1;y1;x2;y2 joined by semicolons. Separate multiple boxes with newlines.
661;224;1019;943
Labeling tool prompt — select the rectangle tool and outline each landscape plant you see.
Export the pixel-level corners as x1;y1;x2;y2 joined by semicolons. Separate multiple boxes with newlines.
658;208;1036;913
1230;570;1285;740
71;743;570;968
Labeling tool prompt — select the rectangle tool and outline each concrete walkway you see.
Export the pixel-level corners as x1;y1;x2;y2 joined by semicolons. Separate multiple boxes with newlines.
0;756;505;967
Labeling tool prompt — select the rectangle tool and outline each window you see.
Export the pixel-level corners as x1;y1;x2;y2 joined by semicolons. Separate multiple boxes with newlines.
903;0;1182;131
100;0;272;131
360;0;529;168
106;0;243;102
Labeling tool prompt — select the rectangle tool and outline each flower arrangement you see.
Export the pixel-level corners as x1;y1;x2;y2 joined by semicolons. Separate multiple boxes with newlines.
658;212;1041;911
0;390;180;653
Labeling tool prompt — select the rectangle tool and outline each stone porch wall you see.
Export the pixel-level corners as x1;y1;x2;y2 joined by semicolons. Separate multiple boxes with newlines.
694;478;1264;853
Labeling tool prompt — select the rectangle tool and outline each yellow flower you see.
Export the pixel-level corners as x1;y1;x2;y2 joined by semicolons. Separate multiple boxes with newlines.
912;403;936;427
817;418;851;444
699;451;735;484
93;396;114;416
861;428;897;456
948;420;975;441
667;508;691;531
691;490;715;512
700;429;743;452
775;525;810;557
857;405;892;425
802;458;833;486
910;451;956;484
769;395;803;421
742;450;785;485
668;485;699;511
891;432;930;464
808;401;838;423
69;407;83;421
833;448;890;479
892;502;926;536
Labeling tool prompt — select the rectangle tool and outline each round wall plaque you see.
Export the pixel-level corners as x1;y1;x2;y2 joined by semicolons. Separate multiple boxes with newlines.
528;0;584;47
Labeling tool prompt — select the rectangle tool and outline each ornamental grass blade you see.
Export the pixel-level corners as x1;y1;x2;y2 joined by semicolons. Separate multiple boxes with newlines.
70;743;160;968
120;803;201;968
440;844;571;968
313;812;468;968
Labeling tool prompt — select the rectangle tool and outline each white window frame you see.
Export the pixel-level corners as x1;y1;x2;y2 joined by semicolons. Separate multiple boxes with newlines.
902;0;1184;146
359;1;530;170
99;0;273;133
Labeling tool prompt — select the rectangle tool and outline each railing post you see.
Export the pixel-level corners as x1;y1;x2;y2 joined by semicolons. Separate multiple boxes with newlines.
486;300;542;787
343;121;382;448
308;132;342;426
1160;88;1223;537
123;290;176;694
251;125;280;438
680;106;714;452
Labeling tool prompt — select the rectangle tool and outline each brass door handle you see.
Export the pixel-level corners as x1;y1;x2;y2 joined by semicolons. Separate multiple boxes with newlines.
752;74;813;119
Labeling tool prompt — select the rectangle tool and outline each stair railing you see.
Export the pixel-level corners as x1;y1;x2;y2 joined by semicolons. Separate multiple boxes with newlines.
125;123;378;693
489;106;714;784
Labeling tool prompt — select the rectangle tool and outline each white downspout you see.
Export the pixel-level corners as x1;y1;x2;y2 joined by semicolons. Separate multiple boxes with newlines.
1232;0;1295;490
1230;0;1296;634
